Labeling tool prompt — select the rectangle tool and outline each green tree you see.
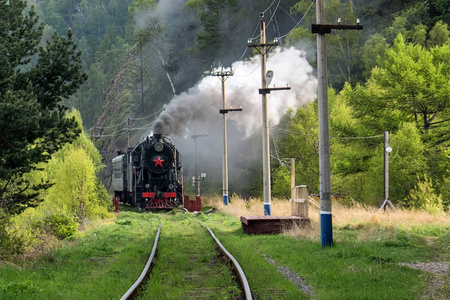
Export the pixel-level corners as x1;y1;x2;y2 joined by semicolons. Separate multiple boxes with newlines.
361;34;388;78
288;0;364;88
362;123;427;205
428;20;450;47
186;0;238;56
47;147;100;227
128;0;156;16
349;34;450;137
273;103;320;196
331;34;449;204
404;175;444;213
8;109;109;254
0;0;87;219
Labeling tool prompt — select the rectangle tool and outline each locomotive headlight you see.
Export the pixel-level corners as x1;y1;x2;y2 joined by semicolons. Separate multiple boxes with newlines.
168;184;174;190
154;142;163;152
145;184;150;188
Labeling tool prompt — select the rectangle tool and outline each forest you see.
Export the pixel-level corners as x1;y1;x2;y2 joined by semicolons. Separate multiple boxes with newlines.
1;0;449;257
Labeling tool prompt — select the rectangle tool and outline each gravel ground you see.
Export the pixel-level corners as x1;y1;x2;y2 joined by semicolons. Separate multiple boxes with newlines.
263;257;449;299
399;261;449;299
262;254;315;297
398;261;449;275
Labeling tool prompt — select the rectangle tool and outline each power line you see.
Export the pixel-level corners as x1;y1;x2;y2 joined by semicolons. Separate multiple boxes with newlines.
129;108;164;121
235;0;314;74
265;0;281;28
263;0;278;13
278;129;383;140
330;134;383;140
275;0;315;40
86;107;164;133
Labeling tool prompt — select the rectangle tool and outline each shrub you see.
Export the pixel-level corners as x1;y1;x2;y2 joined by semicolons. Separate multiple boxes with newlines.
403;175;444;214
0;221;25;258
43;214;78;240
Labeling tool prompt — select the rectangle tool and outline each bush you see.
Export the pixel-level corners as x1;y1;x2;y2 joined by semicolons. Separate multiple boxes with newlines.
403;175;444;214
43;214;78;240
0;221;25;258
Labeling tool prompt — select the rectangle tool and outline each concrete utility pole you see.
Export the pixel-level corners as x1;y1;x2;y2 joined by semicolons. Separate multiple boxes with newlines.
248;13;290;216
191;118;208;196
212;66;241;206
259;14;271;216
316;0;333;248
378;131;395;211
311;0;363;246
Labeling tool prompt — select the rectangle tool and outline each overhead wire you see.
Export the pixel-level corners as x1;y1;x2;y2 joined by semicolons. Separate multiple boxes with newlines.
275;0;315;41
278;129;384;140
235;0;314;78
129;108;164;121
263;0;278;14
265;0;281;28
95;0;314;141
234;0;283;70
330;134;384;140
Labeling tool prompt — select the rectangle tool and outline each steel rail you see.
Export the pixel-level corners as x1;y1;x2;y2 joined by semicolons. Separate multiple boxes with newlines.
120;219;161;300
199;222;253;300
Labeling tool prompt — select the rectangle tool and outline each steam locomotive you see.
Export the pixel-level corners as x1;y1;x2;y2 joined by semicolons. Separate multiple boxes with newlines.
112;133;183;209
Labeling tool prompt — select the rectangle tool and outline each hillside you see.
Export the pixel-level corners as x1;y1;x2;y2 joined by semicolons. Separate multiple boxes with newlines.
92;0;450;210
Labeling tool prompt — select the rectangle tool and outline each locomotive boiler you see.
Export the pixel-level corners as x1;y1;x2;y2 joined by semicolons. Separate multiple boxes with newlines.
112;133;183;209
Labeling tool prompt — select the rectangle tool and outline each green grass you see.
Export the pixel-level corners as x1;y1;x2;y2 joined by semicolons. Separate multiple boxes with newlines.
137;212;241;299
1;206;449;299
0;210;159;300
196;211;449;300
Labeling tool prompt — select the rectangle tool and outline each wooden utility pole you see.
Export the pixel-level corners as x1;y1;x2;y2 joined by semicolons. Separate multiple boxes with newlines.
212;66;241;206
311;0;363;246
379;131;395;211
291;158;295;200
282;158;296;200
248;13;290;215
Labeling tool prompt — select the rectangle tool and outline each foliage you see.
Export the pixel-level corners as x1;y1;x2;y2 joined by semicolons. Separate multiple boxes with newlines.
348;34;450;136
45;147;105;226
0;0;86;222
5;109;109;255
0;220;25;259
325;27;450;204
0;211;158;299
360;123;427;205
41;214;78;240
272;166;292;199
128;0;156;16
32;0;135;127
404;175;444;213
273;103;320;196
287;0;365;88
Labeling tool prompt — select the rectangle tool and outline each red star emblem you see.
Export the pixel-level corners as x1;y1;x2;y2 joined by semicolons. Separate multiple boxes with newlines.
153;156;165;167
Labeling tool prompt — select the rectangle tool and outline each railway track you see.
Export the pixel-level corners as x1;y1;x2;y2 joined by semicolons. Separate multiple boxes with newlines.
120;216;252;300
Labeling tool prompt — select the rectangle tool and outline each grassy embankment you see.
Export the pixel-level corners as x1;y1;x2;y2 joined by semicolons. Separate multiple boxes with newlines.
0;197;449;299
201;196;450;299
0;208;158;299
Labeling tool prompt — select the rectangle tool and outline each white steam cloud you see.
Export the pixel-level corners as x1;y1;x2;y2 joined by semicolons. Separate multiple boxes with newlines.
152;47;317;137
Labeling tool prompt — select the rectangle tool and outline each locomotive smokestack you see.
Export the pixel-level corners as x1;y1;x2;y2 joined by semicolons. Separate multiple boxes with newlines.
153;133;163;142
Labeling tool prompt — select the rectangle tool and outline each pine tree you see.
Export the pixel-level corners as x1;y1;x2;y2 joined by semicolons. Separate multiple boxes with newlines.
0;0;87;218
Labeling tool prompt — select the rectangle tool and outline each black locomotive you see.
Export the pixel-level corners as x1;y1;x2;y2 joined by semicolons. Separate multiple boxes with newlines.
112;133;183;209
